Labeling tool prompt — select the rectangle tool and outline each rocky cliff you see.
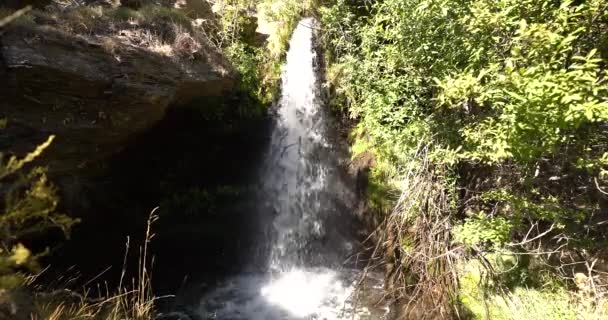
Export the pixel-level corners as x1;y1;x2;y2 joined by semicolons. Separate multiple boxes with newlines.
0;5;235;177
0;2;275;300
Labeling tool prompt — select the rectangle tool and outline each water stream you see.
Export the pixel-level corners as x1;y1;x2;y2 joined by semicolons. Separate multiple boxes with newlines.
197;18;388;320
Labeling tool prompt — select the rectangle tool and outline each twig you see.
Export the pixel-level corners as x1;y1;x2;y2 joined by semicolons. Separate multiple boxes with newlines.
594;177;608;195
0;6;32;28
507;223;555;247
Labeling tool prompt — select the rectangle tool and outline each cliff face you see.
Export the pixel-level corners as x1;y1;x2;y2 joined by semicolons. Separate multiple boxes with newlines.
0;9;235;177
0;2;275;298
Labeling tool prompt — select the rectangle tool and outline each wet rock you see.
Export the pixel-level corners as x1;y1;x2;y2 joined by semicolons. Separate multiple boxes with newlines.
155;311;196;320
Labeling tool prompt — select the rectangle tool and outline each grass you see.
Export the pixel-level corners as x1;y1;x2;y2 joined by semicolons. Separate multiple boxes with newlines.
32;209;162;320
107;7;142;22
459;258;608;320
34;3;209;60
139;4;193;33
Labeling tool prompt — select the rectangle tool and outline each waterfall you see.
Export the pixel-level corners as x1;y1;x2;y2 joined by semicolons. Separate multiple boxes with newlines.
262;17;357;271
197;18;387;320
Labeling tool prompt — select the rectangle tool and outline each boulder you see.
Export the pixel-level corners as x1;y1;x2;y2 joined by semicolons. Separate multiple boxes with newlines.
0;23;235;178
155;311;195;320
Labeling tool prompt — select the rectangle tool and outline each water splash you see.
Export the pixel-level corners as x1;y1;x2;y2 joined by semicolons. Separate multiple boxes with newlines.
261;269;353;318
199;268;385;320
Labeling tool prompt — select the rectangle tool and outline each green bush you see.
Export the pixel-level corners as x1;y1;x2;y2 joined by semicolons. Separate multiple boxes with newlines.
320;0;608;315
212;0;315;105
321;0;608;244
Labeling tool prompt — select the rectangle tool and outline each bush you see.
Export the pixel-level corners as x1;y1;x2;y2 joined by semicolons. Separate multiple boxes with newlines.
212;0;316;105
320;0;608;316
0;133;78;289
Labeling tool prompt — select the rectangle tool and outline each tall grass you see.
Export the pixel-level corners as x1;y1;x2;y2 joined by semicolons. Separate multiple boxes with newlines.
361;143;461;319
35;208;163;320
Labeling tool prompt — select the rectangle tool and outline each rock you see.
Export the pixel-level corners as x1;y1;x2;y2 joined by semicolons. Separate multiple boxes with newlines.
0;22;235;188
155;311;193;320
348;151;376;196
3;0;52;9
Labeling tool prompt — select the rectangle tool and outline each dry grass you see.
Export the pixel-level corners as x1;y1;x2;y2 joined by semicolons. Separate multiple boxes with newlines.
359;143;462;319
32;209;163;320
31;3;214;61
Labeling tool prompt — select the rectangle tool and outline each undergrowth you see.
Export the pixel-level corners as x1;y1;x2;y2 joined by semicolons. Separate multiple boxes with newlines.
0;120;158;319
320;0;608;318
33;210;161;320
212;0;318;105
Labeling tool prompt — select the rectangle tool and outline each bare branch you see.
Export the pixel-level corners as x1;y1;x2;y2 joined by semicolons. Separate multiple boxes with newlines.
594;177;608;195
507;223;555;247
0;6;32;29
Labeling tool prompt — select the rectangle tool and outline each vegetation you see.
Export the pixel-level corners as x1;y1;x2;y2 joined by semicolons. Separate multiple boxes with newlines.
7;0;607;317
320;0;608;318
0;117;157;319
0;132;76;290
211;0;317;105
0;0;307;318
32;210;159;320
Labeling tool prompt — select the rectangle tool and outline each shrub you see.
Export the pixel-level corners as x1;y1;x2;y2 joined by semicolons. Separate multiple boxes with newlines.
320;0;608;316
0;134;78;289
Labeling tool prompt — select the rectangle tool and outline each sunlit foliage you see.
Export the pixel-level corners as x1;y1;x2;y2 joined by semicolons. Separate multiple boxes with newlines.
0;132;77;289
321;0;608;316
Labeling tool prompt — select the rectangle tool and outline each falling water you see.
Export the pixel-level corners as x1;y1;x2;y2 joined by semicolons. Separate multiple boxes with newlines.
198;18;388;320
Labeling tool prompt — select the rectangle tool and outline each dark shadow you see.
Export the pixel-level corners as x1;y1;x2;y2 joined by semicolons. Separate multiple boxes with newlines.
39;99;272;298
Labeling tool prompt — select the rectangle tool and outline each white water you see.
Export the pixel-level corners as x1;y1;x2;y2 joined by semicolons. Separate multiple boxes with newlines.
198;18;388;320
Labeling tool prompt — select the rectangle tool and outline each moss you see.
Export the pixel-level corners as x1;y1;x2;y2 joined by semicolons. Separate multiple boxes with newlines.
68;5;105;20
57;5;107;33
349;127;401;212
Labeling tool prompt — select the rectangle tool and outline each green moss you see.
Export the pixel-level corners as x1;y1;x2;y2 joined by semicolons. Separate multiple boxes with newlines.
70;5;104;20
350;132;371;159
